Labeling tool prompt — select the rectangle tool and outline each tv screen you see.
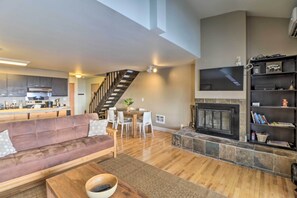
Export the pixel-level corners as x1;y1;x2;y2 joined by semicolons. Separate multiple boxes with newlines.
200;66;244;91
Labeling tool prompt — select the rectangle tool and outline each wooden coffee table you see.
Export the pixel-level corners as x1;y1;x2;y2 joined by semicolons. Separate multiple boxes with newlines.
46;162;147;198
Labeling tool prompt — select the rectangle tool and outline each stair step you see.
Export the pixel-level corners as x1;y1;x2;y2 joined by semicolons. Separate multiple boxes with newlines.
122;77;137;81
117;84;129;88
118;82;132;85
113;90;125;93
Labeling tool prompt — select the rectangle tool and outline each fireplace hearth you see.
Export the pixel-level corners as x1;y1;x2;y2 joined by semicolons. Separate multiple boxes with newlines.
196;103;239;140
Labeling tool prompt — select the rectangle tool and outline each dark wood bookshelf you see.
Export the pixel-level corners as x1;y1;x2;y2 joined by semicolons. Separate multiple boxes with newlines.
248;55;297;151
251;106;297;110
251;89;297;92
248;140;295;151
251;71;296;77
250;123;296;129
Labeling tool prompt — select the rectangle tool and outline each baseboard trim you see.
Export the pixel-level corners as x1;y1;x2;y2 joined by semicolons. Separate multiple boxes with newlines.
154;126;178;133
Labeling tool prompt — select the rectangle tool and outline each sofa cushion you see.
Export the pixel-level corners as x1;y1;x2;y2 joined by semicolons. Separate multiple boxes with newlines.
0;148;45;183
36;118;57;147
10;120;38;151
88;120;108;137
0;129;17;158
0;134;114;182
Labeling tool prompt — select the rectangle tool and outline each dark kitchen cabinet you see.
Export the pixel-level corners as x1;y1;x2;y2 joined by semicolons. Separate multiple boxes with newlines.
52;78;68;96
27;76;52;87
0;74;7;96
7;74;28;97
39;77;52;87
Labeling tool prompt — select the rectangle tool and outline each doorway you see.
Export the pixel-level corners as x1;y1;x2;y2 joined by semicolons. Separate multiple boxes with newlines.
69;83;75;116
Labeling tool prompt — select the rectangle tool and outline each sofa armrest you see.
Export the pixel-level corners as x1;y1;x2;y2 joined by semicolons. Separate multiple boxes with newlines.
106;127;117;137
106;127;117;158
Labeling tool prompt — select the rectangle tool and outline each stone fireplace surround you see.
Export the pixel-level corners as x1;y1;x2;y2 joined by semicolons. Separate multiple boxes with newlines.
172;128;296;177
171;98;297;177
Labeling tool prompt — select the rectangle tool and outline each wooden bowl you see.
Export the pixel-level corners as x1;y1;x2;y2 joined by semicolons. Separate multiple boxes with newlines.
85;174;118;198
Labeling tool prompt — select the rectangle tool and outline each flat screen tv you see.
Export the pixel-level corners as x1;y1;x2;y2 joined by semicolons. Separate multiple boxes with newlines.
199;66;244;91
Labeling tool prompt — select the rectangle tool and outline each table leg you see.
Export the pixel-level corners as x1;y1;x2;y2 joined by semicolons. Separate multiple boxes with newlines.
132;114;137;138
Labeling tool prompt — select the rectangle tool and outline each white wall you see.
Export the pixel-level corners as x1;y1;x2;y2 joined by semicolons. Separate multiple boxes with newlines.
71;76;104;115
86;77;105;112
97;0;201;57
97;0;150;28
116;64;195;129
161;0;201;57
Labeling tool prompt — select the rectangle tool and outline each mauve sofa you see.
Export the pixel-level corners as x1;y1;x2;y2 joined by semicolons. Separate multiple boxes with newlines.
0;113;117;196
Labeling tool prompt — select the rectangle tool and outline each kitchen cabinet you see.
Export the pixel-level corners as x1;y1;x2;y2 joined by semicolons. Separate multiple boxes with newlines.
39;77;52;87
52;78;68;96
7;75;27;97
27;76;52;87
0;74;7;97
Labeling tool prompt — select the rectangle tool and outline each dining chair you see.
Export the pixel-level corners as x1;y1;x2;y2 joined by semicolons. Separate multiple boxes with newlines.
116;111;132;138
137;111;154;138
107;109;116;128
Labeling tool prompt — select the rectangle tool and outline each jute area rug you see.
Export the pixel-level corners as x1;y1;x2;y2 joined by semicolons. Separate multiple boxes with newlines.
9;154;224;198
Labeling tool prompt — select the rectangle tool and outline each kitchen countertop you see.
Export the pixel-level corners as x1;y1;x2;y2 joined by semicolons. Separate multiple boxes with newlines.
0;106;71;115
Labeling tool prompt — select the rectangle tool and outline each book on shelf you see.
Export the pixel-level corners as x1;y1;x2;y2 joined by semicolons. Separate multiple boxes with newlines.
267;140;290;148
251;111;256;123
251;111;269;124
268;122;295;127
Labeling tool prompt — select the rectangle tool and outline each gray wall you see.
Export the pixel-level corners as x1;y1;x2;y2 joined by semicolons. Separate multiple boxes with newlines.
247;16;297;59
116;64;195;129
196;11;247;99
200;11;247;69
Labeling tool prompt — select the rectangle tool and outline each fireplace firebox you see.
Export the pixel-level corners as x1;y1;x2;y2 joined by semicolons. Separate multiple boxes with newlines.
196;103;239;140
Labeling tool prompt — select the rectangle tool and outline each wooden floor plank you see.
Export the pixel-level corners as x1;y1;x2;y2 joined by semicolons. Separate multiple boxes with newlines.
118;131;296;198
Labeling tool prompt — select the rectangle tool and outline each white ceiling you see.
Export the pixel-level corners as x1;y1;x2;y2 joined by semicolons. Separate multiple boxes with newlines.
0;0;196;75
0;0;296;75
186;0;297;19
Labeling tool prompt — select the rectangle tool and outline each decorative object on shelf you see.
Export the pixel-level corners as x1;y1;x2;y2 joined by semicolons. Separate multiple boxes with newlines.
252;102;260;107
282;99;289;107
253;65;261;74
268;122;295;128
289;80;295;90
266;61;282;73
251;131;256;141
235;56;242;66
256;132;268;142
123;98;134;111
254;84;275;90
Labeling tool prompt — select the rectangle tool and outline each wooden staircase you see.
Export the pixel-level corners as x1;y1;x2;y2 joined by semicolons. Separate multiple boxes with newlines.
89;70;139;118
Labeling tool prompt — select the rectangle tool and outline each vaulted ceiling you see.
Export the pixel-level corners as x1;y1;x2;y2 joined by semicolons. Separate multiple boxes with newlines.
0;0;296;75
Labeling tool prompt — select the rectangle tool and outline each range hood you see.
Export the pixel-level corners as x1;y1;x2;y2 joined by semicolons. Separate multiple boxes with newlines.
27;87;52;93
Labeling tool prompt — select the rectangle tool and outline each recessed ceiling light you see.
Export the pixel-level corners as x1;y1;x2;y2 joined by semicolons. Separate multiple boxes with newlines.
147;65;158;73
75;74;82;78
0;57;30;66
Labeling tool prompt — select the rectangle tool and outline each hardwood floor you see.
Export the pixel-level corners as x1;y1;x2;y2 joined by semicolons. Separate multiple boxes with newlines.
116;131;296;198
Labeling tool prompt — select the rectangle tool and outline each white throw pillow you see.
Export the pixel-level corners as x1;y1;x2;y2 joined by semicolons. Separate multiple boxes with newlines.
88;119;108;137
0;129;17;158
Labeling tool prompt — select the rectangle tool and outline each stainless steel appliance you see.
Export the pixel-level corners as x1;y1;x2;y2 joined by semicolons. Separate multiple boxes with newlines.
25;88;53;108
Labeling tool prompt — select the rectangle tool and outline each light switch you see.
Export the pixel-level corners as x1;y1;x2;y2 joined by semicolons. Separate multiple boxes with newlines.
141;98;144;102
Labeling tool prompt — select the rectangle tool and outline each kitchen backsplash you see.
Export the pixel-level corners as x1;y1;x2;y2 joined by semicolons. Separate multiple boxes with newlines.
0;96;69;107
